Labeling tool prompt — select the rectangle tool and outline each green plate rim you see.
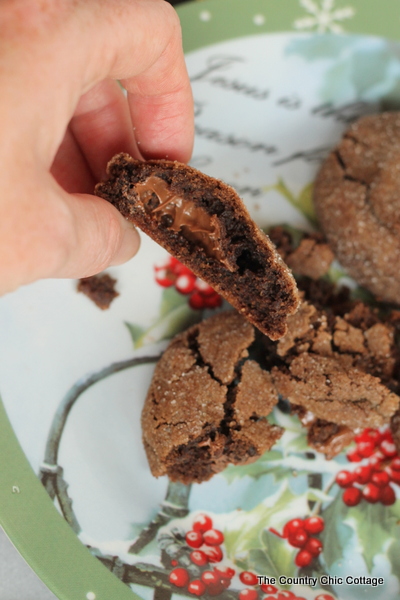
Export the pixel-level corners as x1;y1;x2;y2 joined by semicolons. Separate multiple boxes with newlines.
0;0;399;598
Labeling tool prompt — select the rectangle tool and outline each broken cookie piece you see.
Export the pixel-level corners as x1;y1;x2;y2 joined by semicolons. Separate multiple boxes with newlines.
95;154;299;340
77;273;119;310
141;311;283;483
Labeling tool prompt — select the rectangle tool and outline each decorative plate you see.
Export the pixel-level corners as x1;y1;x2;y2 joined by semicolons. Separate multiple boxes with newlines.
1;1;400;599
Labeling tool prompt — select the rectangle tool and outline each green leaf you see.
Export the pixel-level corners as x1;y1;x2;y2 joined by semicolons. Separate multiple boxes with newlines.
263;179;317;228
320;495;353;570
387;538;400;578
159;286;188;317
248;543;296;585
124;322;146;348
223;484;326;562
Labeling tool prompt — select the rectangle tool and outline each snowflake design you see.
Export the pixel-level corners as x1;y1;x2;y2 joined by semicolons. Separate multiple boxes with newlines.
294;0;355;33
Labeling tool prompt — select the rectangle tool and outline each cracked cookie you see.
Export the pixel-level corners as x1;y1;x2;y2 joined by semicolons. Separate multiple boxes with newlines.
313;112;400;304
141;311;283;483
271;298;400;430
95;154;299;340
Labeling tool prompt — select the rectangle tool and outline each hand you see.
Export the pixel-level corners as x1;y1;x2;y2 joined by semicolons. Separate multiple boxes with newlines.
0;0;194;295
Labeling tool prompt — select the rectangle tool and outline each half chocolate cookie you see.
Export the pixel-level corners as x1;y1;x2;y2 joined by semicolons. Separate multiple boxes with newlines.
95;154;299;340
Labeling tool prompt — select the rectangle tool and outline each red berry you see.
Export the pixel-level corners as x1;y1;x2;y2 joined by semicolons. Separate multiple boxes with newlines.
354;465;372;485
304;537;323;557
194;279;215;296
357;440;375;458
203;529;224;546
391;457;400;471
343;486;362;506
190;550;208;566
155;269;174;287
171;559;178;566
193;514;213;533
214;566;235;579
201;545;223;563
283;518;304;538
380;440;398;458
239;590;258;600
260;584;277;594
362;483;380;503
189;291;206;310
288;528;309;548
315;596;336;600
379;484;396;506
277;593;296;599
347;448;362;462
186;530;203;548
386;467;400;485
303;516;324;534
369;455;383;471
201;571;220;586
380;428;393;443
188;580;206;596
335;470;355;488
295;549;313;567
203;293;223;309
219;577;231;589
207;582;225;596
239;572;258;586
371;470;390;488
175;274;196;295
169;567;190;588
173;261;193;277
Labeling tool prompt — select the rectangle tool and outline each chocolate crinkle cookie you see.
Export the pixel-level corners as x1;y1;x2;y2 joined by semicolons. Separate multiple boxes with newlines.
141;311;283;483
313;112;400;304
95;154;299;340
271;297;400;430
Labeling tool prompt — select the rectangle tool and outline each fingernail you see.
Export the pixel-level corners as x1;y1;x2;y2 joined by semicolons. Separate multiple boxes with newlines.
110;220;140;266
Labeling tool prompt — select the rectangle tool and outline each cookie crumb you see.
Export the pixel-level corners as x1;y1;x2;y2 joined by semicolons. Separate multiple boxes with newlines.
77;273;119;310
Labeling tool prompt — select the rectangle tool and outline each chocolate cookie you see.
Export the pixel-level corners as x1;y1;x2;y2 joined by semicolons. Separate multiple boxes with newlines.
95;154;299;340
272;298;400;430
313;112;400;304
141;311;283;483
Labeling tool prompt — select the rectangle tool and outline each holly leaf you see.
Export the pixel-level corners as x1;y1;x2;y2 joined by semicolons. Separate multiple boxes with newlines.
344;501;400;573
320;495;353;570
159;287;188;317
248;541;296;585
387;538;400;578
223;483;330;562
125;323;146;348
263;179;317;228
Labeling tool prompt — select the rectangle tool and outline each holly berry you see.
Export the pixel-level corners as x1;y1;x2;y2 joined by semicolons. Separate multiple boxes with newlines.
175;274;196;295
214;565;235;579
171;559;178;567
391;457;400;471
347;448;362;462
379;484;396;506
207;582;225;597
186;530;203;548
201;544;223;563
201;571;220;586
369;455;383;471
188;580;206;596
288;528;308;548
336;470;355;488
357;440;375;458
303;516;324;534
294;550;313;567
219;577;231;589
304;537;323;557
354;465;372;485
343;486;362;506
315;595;336;600
169;567;190;588
189;291;206;310
193;514;213;533
239;571;258;586
283;518;304;538
238;589;258;600
387;467;400;485
277;592;296;599
371;470;390;488
155;269;174;287
190;550;208;566
203;293;223;309
380;440;397;459
362;482;380;503
260;584;277;594
203;529;224;546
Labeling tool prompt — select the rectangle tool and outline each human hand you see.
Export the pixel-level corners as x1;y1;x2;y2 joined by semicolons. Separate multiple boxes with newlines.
0;0;194;295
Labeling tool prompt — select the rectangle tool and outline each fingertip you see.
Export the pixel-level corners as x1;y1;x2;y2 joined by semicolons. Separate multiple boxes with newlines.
109;218;141;266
